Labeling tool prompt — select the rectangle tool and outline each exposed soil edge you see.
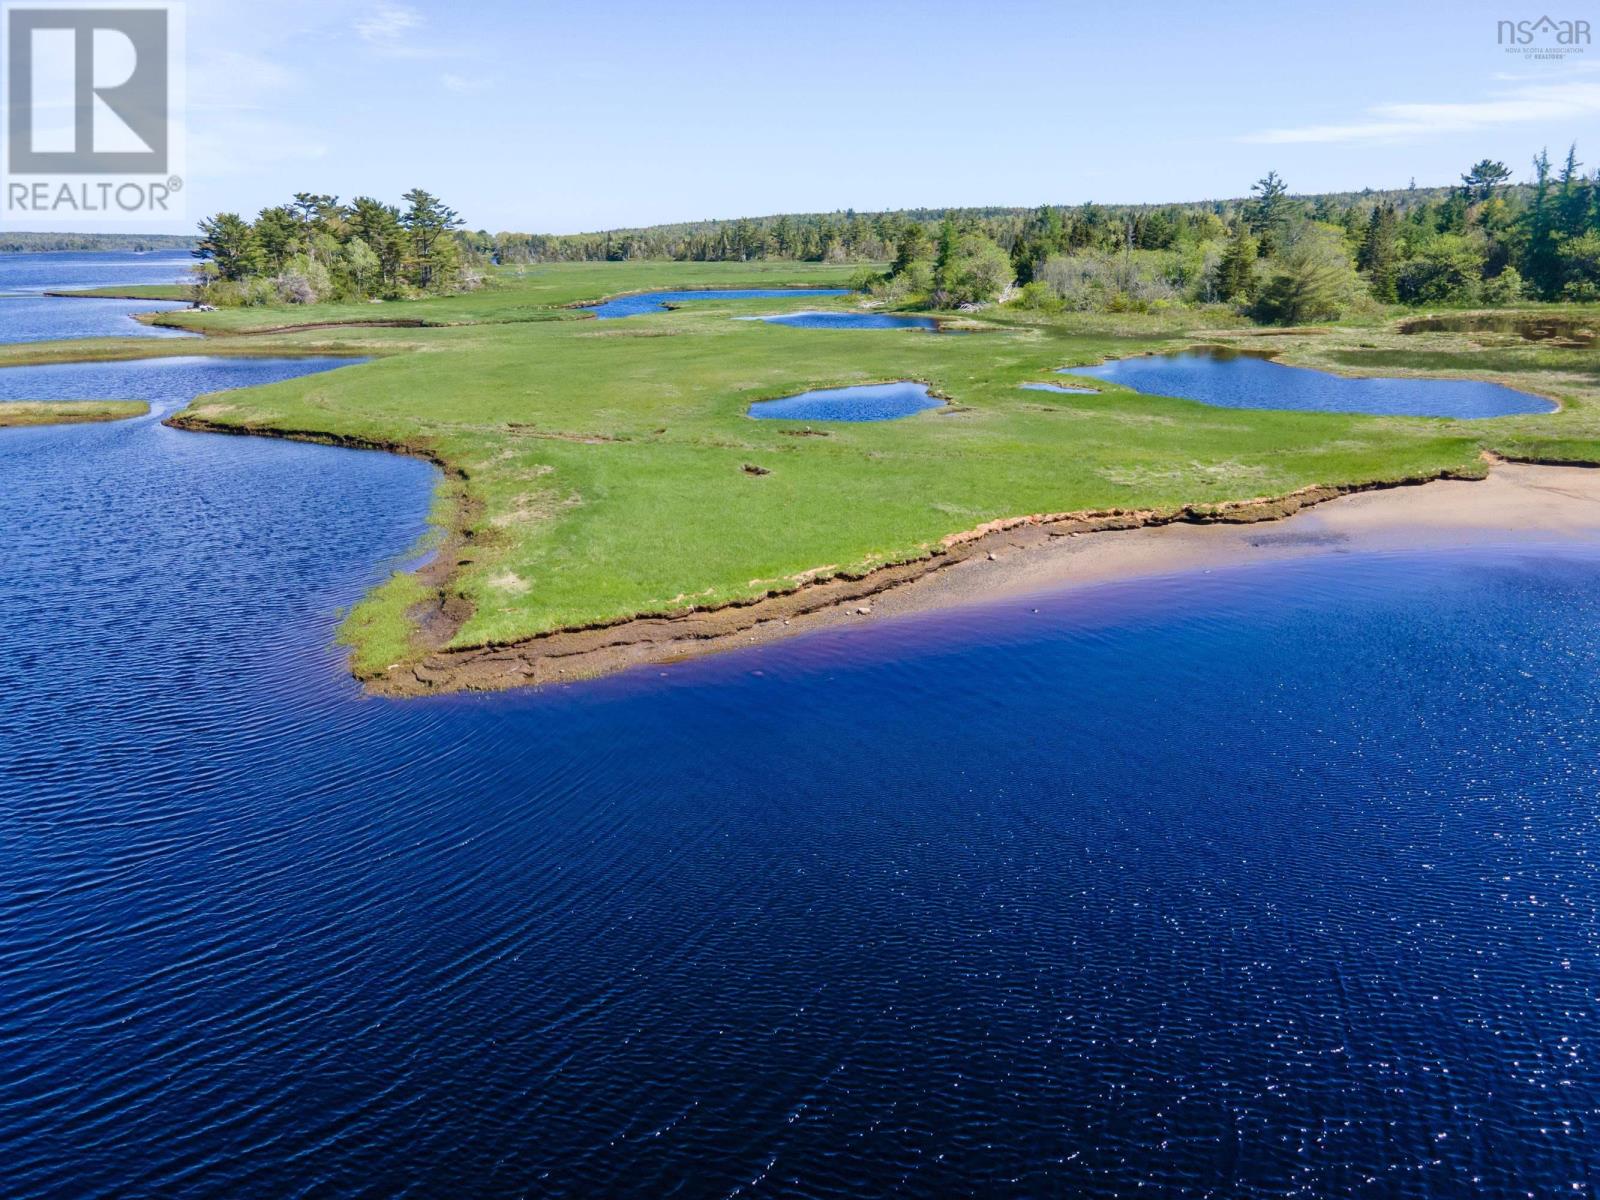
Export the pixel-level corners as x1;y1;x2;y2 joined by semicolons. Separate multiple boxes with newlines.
161;414;480;674
372;464;1493;698
156;415;1599;699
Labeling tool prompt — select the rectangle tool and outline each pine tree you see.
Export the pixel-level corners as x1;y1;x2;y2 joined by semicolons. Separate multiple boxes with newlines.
350;197;408;292
194;213;263;282
1556;144;1590;239
892;223;928;275
1244;171;1291;257
1460;159;1512;202
1214;223;1258;301
401;188;464;290
932;218;960;291
1524;149;1560;297
1358;203;1400;302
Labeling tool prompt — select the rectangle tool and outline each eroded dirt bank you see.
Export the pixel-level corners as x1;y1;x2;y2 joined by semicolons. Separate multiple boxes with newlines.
370;461;1600;697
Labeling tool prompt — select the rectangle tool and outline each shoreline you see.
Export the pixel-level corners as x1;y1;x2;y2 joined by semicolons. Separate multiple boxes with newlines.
360;458;1600;698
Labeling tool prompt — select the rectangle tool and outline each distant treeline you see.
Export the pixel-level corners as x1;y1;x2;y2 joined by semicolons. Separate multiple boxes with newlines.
0;232;195;253
475;185;1504;266
474;147;1600;320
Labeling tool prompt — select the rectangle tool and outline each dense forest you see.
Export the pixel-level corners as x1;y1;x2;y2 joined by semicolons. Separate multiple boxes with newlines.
0;232;195;253
186;147;1600;323
477;147;1600;322
190;189;478;305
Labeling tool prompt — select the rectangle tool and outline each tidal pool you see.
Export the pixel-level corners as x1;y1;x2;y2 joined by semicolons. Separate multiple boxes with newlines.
1400;313;1597;348
747;310;941;331
587;288;847;319
748;381;946;421
1063;347;1555;418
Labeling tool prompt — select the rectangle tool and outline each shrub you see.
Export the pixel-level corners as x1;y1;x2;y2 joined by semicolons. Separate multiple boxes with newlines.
1395;234;1487;305
1250;226;1362;325
1481;267;1525;306
937;234;1012;307
1011;280;1062;311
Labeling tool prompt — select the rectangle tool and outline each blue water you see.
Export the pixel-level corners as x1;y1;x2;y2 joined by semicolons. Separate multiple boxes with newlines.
6;262;1600;1197
1021;381;1099;394
749;310;941;331
0;250;196;342
1065;348;1556;418
0;354;366;405
589;288;848;318
749;381;946;422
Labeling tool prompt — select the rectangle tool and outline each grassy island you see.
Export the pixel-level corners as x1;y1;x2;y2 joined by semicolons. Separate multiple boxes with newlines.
0;400;149;428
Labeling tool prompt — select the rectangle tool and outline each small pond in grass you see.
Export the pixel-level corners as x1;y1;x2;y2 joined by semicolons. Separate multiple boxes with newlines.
1062;347;1556;418
745;310;941;331
1021;381;1099;395
1399;313;1597;347
749;381;945;422
588;288;847;319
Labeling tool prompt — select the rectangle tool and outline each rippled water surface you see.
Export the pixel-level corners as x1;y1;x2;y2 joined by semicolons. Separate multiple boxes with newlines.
4;266;1600;1199
589;288;847;318
0;251;195;342
1065;348;1555;417
749;381;947;422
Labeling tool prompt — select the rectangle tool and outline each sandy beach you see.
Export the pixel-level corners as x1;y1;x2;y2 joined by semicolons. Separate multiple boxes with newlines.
376;460;1600;695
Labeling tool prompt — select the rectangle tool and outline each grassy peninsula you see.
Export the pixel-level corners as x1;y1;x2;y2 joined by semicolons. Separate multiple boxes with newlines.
19;258;1597;690
21;146;1600;690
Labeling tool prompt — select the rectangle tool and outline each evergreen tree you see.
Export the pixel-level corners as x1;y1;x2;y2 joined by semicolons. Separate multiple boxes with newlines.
932;218;960;290
401;188;464;290
1244;170;1291;257
892;223;928;275
1460;159;1512;201
253;205;302;273
1214;223;1257;301
1556;144;1590;239
194;213;263;282
350;197;408;292
1524;149;1560;296
1358;202;1400;302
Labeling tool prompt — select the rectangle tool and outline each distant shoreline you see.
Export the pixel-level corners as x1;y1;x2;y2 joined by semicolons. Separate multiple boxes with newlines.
0;240;195;255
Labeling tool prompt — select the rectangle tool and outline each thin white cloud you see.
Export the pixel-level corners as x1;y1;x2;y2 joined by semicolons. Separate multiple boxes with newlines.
353;3;458;59
355;3;422;46
1240;78;1600;144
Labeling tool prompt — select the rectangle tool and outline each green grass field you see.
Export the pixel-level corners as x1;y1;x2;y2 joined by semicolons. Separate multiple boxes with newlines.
16;263;1600;676
0;400;149;428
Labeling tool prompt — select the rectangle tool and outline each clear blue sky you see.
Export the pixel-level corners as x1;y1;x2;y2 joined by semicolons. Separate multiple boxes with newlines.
21;0;1600;233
